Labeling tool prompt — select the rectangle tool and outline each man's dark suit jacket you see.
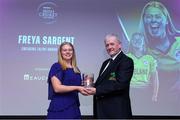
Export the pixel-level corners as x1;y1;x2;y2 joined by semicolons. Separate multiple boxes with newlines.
93;51;134;119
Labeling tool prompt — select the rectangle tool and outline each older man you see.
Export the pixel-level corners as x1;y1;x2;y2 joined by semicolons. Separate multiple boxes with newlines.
87;33;134;119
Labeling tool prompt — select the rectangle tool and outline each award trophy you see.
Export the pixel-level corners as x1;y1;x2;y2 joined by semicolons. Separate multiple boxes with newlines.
82;73;94;88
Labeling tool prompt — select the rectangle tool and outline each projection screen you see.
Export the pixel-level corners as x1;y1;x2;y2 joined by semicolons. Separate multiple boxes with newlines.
0;0;180;116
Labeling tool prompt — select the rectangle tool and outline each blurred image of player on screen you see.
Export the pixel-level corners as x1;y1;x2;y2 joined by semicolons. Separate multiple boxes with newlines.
139;1;180;114
127;32;159;114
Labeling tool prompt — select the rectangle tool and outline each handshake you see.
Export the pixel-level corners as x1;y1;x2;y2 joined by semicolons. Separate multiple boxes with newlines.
78;86;96;96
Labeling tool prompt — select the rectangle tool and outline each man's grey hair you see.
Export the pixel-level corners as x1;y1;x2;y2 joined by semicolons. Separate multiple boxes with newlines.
104;33;121;43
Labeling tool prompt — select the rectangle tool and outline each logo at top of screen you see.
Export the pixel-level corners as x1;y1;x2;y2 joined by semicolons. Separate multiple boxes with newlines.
37;2;58;24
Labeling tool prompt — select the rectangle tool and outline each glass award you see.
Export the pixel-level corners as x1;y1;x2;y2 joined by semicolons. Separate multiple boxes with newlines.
82;73;94;88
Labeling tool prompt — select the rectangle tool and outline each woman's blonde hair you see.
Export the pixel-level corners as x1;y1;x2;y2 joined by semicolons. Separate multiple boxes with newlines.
58;42;80;73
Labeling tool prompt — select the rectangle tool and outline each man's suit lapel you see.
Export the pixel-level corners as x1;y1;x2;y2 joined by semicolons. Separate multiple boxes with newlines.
95;52;124;85
96;65;112;85
95;61;109;85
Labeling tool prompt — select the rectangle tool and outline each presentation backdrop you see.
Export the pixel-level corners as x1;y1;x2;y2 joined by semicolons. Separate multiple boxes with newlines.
0;0;180;116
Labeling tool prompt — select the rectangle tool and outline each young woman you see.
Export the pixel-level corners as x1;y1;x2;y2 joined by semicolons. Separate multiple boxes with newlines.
47;42;88;119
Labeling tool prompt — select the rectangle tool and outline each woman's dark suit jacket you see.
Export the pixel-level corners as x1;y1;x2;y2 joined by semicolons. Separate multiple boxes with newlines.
93;51;134;119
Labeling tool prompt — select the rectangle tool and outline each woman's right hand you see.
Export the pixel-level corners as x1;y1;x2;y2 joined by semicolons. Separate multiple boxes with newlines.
77;86;90;96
